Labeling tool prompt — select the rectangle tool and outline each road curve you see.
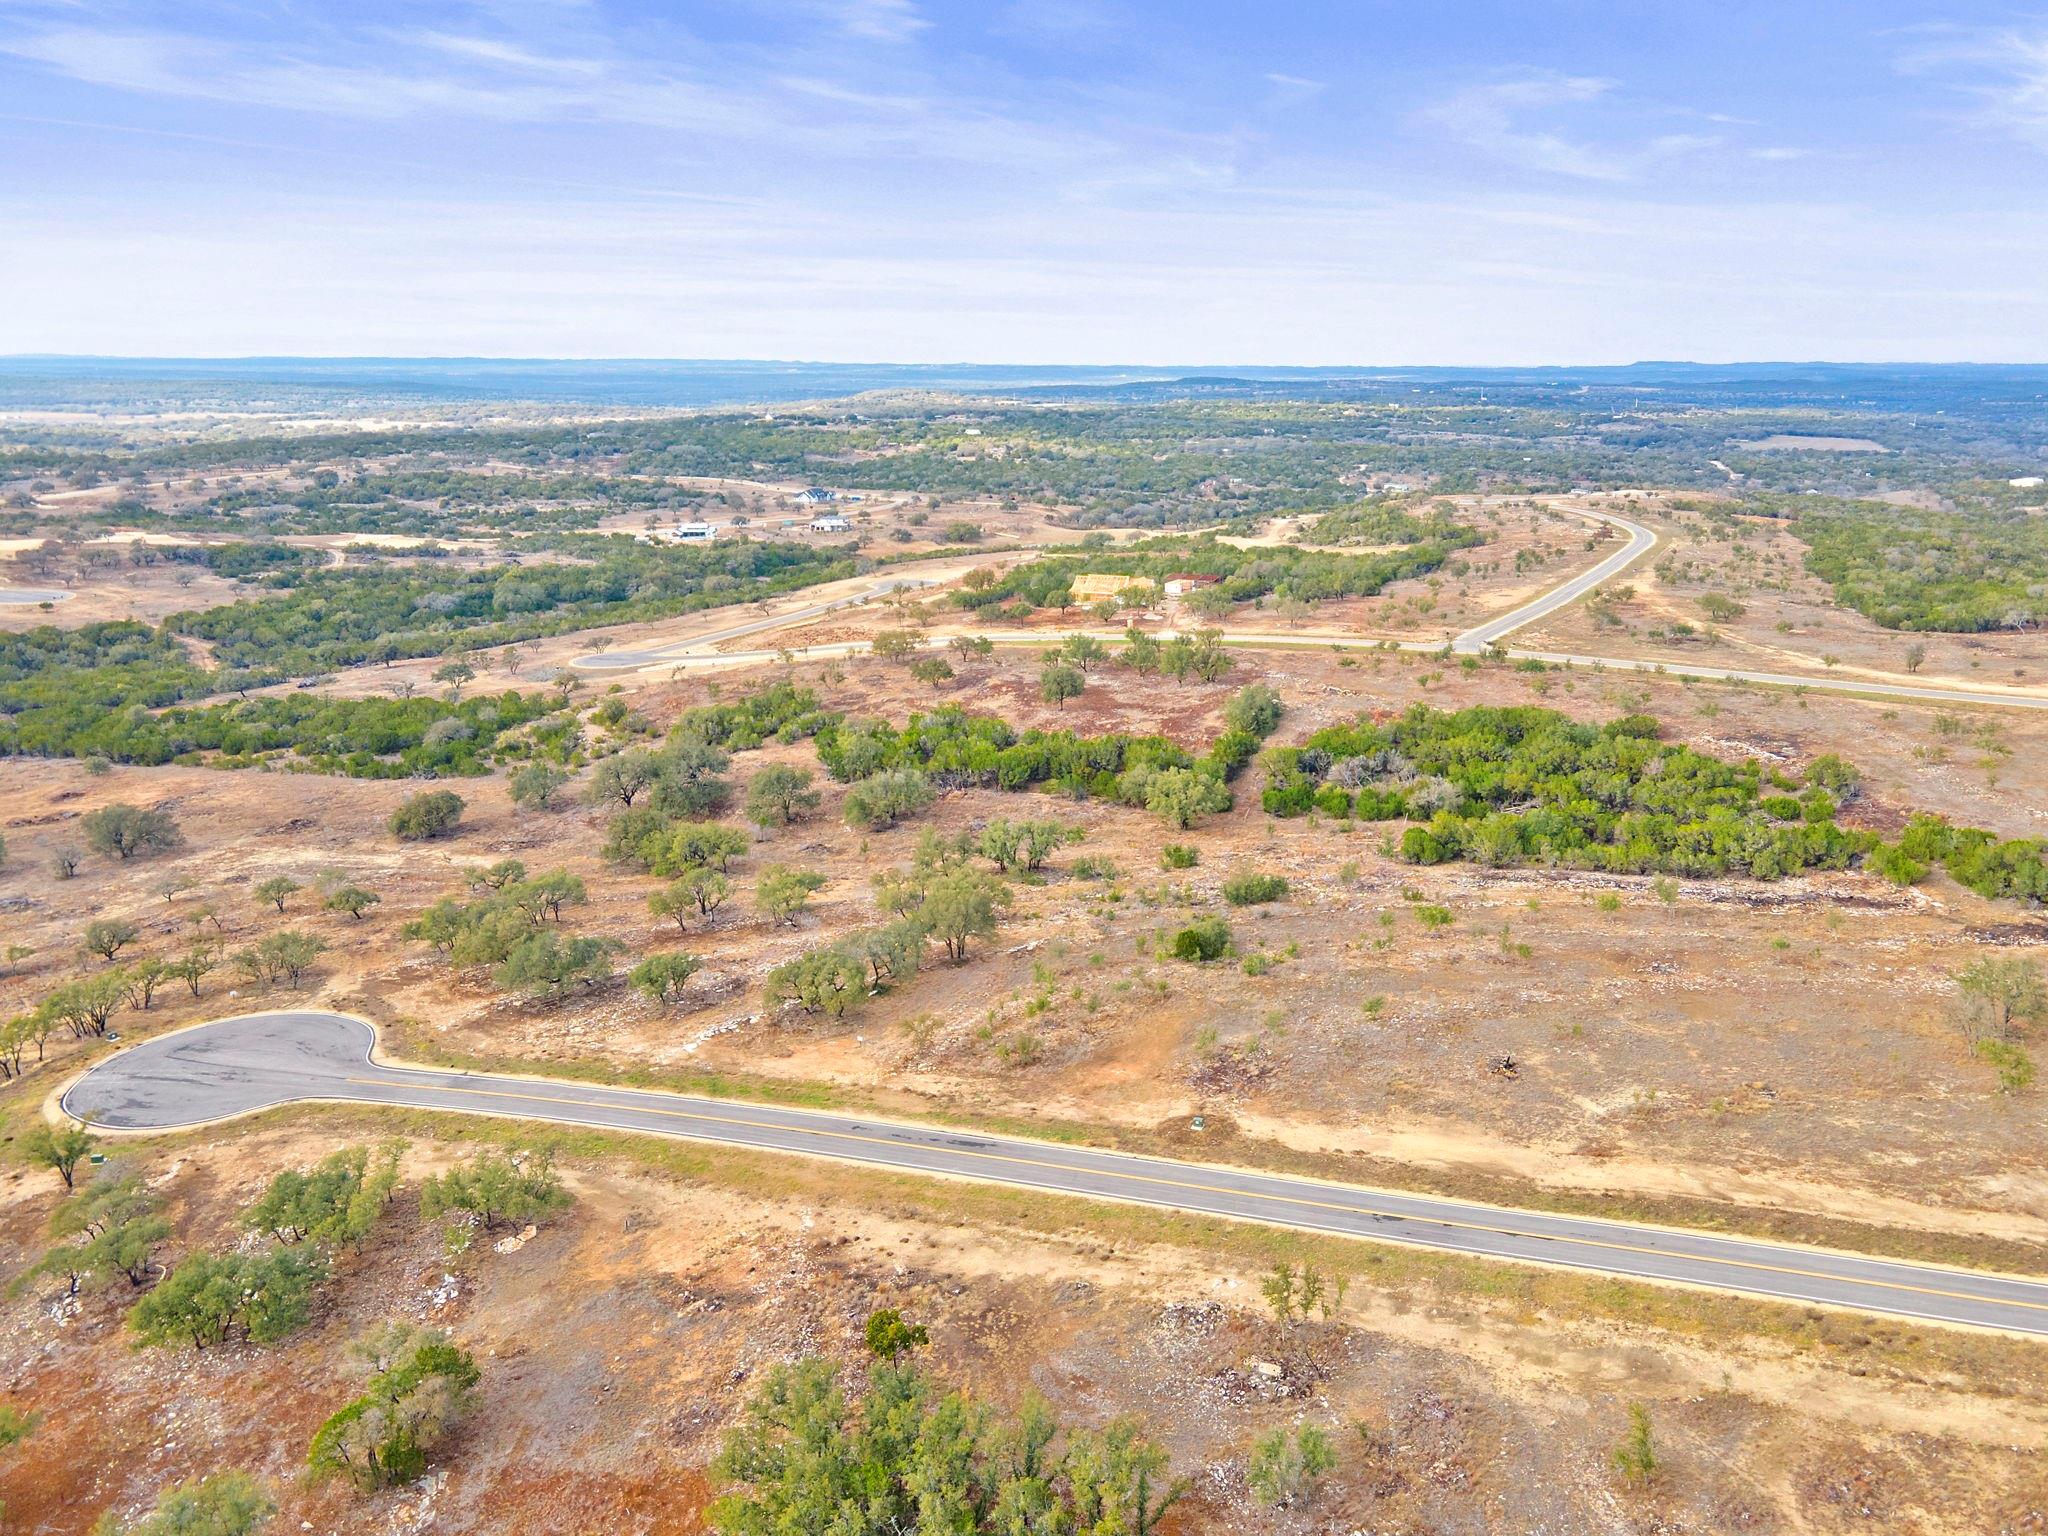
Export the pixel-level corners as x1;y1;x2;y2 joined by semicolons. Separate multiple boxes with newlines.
1453;504;1659;652
62;1012;2048;1337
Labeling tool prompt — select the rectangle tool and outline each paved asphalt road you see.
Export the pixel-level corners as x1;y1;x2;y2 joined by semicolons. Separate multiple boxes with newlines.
1452;504;1659;652
571;577;936;672
63;1012;2048;1336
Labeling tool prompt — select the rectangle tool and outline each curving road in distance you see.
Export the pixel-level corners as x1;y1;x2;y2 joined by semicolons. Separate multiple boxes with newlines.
1450;503;1659;652
61;1012;2048;1337
567;507;2048;713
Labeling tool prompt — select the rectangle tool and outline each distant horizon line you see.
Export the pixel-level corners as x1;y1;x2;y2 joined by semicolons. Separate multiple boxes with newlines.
5;354;2048;373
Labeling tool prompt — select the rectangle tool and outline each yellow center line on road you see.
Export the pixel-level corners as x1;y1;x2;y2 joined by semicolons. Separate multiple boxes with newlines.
347;1077;2048;1317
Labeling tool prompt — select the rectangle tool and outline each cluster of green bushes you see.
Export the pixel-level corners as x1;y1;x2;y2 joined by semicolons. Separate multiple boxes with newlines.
402;864;617;996
767;839;1012;1018
1898;814;2048;902
814;705;1191;793
19;685;559;775
708;1344;1180;1534
1305;499;1471;546
1787;498;2048;632
675;681;841;750
953;530;1477;614
0;538;851;773
194;468;686;537
1263;703;2048;893
171;535;851;674
48;1143;407;1351
1271;704;1838;872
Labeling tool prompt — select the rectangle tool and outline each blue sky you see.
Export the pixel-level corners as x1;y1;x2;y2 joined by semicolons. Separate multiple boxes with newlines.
3;1;2047;363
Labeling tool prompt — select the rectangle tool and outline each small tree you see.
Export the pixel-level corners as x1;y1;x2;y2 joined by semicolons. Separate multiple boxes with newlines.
508;761;569;812
863;1308;929;1361
81;804;182;861
130;1247;326;1349
765;945;868;1018
324;884;381;920
1062;633;1106;671
631;952;703;1004
1223;683;1284;737
471;858;528;891
492;931;619;999
678;867;734;916
419;1148;571;1233
125;957;171;1011
757;866;827;927
586;750;659;809
1039;661;1085;710
308;1329;480;1492
170;942;220;998
24;1120;96;1190
1957;955;2045;1045
237;930;328;989
94;1471;275;1536
1128;766;1230;829
82;918;140;962
432;659;475;699
1259;1261;1299;1323
1611;1402;1657;1486
1247;1424;1336;1508
39;1176;171;1293
919;868;1010;963
253;876;301;914
52;847;82;879
870;628;920;660
843;769;936;831
45;971;126;1037
389;790;464;841
244;1143;403;1248
908;656;955;688
746;764;822;828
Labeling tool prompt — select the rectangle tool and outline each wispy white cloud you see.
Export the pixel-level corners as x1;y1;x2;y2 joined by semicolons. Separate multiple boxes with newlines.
393;30;607;78
1896;25;2048;152
1421;73;1718;181
795;0;930;44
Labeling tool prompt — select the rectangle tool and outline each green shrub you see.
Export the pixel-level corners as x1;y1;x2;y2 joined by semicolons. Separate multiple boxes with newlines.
1221;871;1290;906
1160;844;1198;869
243;1143;402;1247
1169;917;1231;962
308;1328;480;1491
389;789;465;841
95;1471;275;1536
1974;1038;2036;1093
842;769;937;830
129;1247;327;1349
418;1148;571;1233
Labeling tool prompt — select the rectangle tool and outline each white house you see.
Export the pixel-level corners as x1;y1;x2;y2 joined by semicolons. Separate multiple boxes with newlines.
667;521;716;543
2012;476;2045;489
808;514;852;533
794;487;838;505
